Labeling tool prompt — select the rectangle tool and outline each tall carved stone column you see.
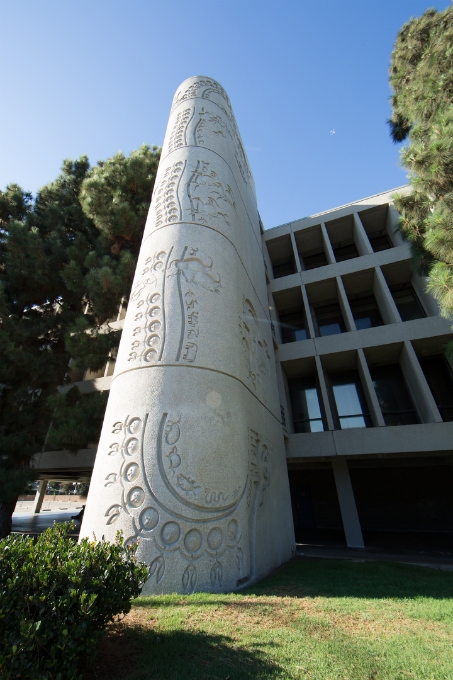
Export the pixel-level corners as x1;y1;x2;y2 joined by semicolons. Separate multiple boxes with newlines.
80;77;295;593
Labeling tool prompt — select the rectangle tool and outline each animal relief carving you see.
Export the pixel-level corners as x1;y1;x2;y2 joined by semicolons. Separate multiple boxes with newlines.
186;160;235;227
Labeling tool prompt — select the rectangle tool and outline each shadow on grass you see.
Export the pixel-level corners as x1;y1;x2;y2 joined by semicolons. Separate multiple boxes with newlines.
91;626;281;680
135;558;453;610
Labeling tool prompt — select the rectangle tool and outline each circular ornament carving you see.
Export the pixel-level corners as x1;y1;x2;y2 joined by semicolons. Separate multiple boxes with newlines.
207;527;223;551
161;521;180;546
140;507;159;531
144;348;157;362
184;528;203;553
124;463;139;483
125;438;139;455
128;487;145;508
128;418;142;435
147;334;159;347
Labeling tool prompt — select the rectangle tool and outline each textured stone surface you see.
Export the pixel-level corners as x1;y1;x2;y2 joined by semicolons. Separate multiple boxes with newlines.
80;76;295;593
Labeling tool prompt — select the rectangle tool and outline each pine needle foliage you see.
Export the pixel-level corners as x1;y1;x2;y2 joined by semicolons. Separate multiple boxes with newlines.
0;145;160;536
389;6;453;342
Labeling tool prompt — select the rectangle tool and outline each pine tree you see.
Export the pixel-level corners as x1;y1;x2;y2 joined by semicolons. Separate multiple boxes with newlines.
0;145;160;536
388;6;453;327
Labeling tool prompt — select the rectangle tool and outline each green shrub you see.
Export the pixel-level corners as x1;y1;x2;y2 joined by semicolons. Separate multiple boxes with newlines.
0;522;148;679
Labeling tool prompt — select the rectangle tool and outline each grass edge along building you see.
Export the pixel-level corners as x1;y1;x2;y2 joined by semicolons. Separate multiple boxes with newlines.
30;78;453;589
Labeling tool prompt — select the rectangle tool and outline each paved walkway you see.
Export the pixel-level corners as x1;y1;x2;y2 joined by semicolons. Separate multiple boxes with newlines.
296;543;453;571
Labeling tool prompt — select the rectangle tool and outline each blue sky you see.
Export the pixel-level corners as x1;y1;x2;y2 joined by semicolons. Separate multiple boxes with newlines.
0;0;450;229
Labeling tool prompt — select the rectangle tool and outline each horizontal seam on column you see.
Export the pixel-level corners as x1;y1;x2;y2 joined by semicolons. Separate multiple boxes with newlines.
159;144;261;252
112;362;282;425
142;220;271;323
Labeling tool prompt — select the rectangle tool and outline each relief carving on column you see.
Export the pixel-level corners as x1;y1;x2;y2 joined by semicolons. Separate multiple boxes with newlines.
100;407;272;593
239;298;271;389
171;78;233;114
127;245;220;366
186;160;236;227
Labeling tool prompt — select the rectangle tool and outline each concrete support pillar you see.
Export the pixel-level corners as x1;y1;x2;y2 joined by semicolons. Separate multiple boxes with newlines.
353;212;373;256
262;237;273;283
31;480;47;514
290;232;302;273
373;267;401;324
386;204;404;246
400;341;442;423
331;458;364;549
321;223;336;264
336;276;355;332
301;285;316;339
80;76;294;594
357;349;385;427
315;356;335;431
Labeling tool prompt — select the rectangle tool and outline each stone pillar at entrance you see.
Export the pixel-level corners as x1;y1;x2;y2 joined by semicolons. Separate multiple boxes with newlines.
80;76;295;593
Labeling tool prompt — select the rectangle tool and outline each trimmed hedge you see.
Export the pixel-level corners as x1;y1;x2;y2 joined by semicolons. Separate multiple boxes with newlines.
0;522;148;679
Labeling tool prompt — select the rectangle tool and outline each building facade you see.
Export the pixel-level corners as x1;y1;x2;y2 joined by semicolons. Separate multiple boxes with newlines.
264;188;453;549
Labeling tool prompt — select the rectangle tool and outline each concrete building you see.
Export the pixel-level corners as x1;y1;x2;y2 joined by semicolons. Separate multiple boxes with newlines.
30;78;453;575
264;187;453;550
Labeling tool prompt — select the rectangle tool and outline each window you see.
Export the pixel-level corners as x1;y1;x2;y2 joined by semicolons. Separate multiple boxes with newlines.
294;224;329;271
266;235;296;279
272;259;296;279
390;284;426;322
369;364;419;426
313;301;346;337
288;377;325;433
331;239;359;262
328;370;372;429
349;293;383;330
420;357;453;422
279;309;308;343
301;247;328;270
368;233;392;252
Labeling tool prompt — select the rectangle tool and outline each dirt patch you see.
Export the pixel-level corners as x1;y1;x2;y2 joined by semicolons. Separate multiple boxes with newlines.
183;595;450;641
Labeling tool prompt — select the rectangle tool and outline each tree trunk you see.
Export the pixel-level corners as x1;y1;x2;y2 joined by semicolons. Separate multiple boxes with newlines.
0;498;18;539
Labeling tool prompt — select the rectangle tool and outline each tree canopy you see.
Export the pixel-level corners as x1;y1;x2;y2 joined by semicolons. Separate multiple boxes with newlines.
388;5;453;323
0;144;160;536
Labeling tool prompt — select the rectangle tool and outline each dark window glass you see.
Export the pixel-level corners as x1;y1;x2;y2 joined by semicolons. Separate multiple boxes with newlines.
369;233;392;252
420;357;453;422
390;284;426;321
349;293;383;330
272;259;295;279
300;248;328;270
313;301;345;337
288;376;325;433
328;370;372;429
331;239;359;262
279;309;308;343
369;364;419;426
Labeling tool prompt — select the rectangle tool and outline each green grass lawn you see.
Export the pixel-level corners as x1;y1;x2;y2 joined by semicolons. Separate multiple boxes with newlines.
92;558;453;680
